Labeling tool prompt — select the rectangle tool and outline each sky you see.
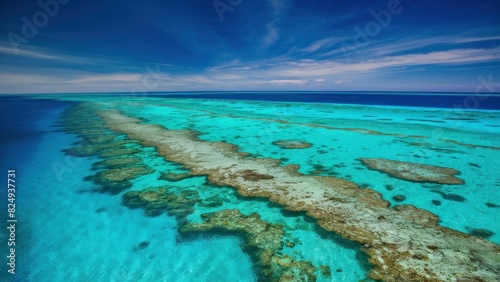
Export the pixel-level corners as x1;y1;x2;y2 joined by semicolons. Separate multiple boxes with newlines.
0;0;499;94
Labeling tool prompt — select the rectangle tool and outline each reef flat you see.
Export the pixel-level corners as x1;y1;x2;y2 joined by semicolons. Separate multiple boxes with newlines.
359;158;465;185
96;107;500;282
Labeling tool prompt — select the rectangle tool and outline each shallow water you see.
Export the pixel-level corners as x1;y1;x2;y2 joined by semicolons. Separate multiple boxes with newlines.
1;94;499;281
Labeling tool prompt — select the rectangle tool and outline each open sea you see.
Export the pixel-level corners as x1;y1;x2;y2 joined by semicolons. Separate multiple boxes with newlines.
0;92;499;282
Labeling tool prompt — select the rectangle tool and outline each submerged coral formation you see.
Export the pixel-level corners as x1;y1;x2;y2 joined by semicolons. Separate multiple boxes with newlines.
359;158;465;185
319;265;331;278
131;241;150;252
93;165;153;184
143;101;427;139
272;140;313;149
60;104;154;194
486;202;500;208
122;187;199;218
159;172;195;182
63;141;140;158
430;190;466;202
466;227;496;240
440;139;500;151
392;195;407;202
92;157;143;170
122;189;320;280
98;108;500;282
181;209;317;282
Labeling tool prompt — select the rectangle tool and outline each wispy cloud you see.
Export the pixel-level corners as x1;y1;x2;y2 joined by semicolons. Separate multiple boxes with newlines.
0;45;61;60
68;73;144;83
274;47;500;77
260;0;287;49
259;79;307;85
213;46;500;78
334;80;351;84
302;38;337;53
0;43;113;65
451;36;500;44
318;33;500;61
2;45;498;94
261;22;279;48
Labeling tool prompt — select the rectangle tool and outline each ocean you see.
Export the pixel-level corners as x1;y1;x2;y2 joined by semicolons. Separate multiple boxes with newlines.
0;92;499;282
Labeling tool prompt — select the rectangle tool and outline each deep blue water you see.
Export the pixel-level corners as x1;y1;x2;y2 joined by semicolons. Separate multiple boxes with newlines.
0;97;75;219
147;92;500;110
0;97;74;165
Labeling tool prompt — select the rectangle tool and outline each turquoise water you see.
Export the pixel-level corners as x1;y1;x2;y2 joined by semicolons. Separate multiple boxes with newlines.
113;98;500;244
1;94;499;281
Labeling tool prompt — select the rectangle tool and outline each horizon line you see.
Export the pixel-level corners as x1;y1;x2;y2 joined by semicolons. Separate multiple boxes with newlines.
1;90;500;96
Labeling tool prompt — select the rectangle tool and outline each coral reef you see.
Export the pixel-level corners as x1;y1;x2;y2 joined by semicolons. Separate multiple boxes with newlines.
486;202;500;208
63;136;140;159
132;241;150;252
197;194;225;208
272;140;313;149
469;163;481;168
121;187;318;280
96;181;133;195
432;200;442;206
60;104;154;195
99;108;500;282
359;158;465;185
319;265;331;278
92;157;143;170
392;195;406;202
308;164;338;176
181;209;317;282
159;172;195;182
466;227;495;240
122;187;199;218
93;165;154;184
238;169;275;181
95;207;106;213
440;139;500;151
99;147;141;158
146;101;426;139
430;190;466;202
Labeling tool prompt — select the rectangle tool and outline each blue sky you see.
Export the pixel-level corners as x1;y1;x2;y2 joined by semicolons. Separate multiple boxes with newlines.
0;0;499;93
